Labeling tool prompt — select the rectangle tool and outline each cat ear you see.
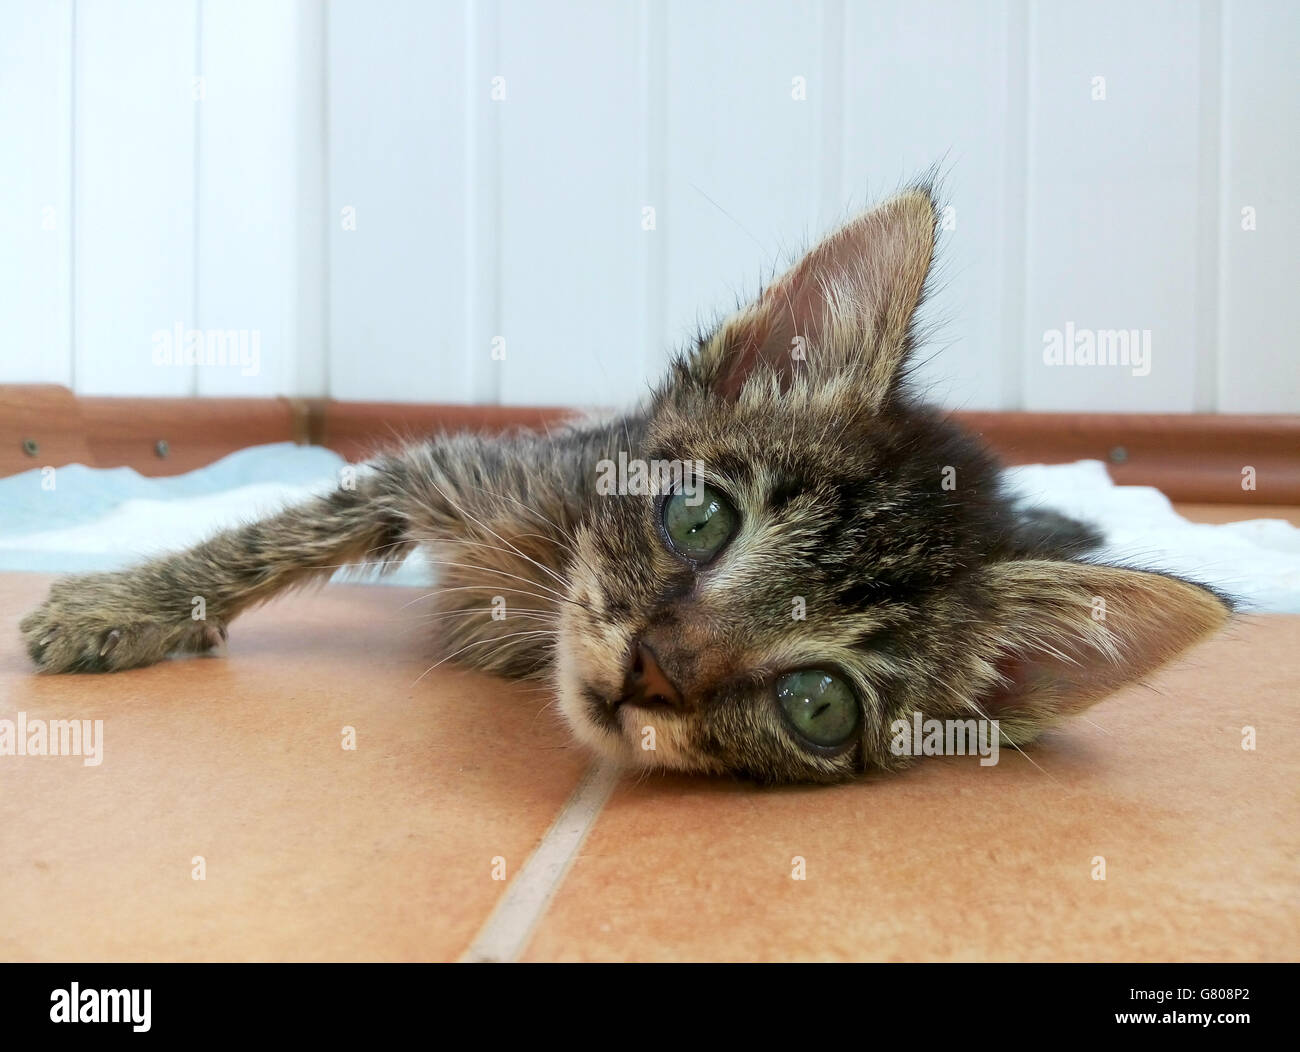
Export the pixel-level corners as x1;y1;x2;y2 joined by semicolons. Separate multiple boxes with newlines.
683;187;937;403
967;561;1230;735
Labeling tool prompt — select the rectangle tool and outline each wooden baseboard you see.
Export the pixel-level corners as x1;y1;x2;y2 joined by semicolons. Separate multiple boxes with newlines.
2;386;1297;503
956;411;1300;503
299;399;574;464
0;387;573;479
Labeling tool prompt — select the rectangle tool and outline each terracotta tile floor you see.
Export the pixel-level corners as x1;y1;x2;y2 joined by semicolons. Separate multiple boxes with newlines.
525;612;1300;961
1;501;1297;961
0;575;588;961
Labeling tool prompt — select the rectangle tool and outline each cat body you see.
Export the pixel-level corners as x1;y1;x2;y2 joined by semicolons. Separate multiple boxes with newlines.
21;186;1230;783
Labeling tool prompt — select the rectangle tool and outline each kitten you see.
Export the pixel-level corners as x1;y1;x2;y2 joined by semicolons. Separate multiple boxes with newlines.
20;186;1230;783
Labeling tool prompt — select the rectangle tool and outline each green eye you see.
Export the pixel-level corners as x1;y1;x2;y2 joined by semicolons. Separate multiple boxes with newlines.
776;670;861;748
661;483;737;562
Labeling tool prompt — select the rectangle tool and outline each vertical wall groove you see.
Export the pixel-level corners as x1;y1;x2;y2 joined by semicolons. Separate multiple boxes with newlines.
315;0;330;398
1213;0;1231;413
465;0;502;405
819;0;845;234
638;0;667;382
191;0;203;397
1008;0;1032;412
1194;0;1222;413
290;0;328;398
67;0;78;393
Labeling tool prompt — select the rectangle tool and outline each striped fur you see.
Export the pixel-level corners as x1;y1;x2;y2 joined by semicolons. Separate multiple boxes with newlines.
21;186;1230;783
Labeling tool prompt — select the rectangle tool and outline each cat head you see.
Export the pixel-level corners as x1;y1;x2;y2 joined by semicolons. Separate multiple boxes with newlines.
555;186;1230;783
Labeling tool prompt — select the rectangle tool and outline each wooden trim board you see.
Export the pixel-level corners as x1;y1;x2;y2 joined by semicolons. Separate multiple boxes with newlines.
1;386;1296;503
956;411;1300;504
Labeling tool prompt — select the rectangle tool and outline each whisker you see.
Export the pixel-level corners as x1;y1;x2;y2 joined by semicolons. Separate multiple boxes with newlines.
453;479;586;561
412;630;560;685
407;606;557;621
423;477;578;593
400;584;566;610
443;537;574;593
416;558;577;605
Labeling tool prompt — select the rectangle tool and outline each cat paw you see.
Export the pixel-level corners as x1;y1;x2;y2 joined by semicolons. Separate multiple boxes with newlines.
20;575;227;673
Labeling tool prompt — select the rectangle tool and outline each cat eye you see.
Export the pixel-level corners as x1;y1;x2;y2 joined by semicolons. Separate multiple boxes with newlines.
776;669;861;749
660;483;738;563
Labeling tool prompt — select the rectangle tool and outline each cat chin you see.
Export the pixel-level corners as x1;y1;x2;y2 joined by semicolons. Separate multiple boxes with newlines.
553;647;709;773
559;694;635;764
553;643;635;763
553;633;728;774
555;692;721;775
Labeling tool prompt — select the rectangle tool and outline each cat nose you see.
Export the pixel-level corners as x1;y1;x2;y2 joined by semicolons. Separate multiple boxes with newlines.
619;641;684;711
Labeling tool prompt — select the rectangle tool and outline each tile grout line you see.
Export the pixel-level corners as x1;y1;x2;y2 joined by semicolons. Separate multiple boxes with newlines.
459;760;622;963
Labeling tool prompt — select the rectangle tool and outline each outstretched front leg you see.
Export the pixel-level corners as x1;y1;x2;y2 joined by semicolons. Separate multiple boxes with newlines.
21;423;609;675
20;453;419;673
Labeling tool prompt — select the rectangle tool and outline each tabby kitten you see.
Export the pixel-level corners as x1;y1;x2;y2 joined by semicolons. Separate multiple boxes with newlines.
21;187;1230;783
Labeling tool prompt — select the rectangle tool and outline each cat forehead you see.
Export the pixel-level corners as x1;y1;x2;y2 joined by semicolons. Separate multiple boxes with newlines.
585;479;926;637
639;403;1000;592
642;440;927;574
643;415;881;508
649;390;875;462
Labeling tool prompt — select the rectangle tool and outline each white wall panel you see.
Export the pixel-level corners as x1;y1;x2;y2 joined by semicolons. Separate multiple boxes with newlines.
661;0;826;379
197;0;322;397
0;0;72;387
496;0;644;407
1022;0;1203;412
73;0;197;395
1217;0;1300;413
841;0;1018;410
1;0;1295;414
327;0;470;403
